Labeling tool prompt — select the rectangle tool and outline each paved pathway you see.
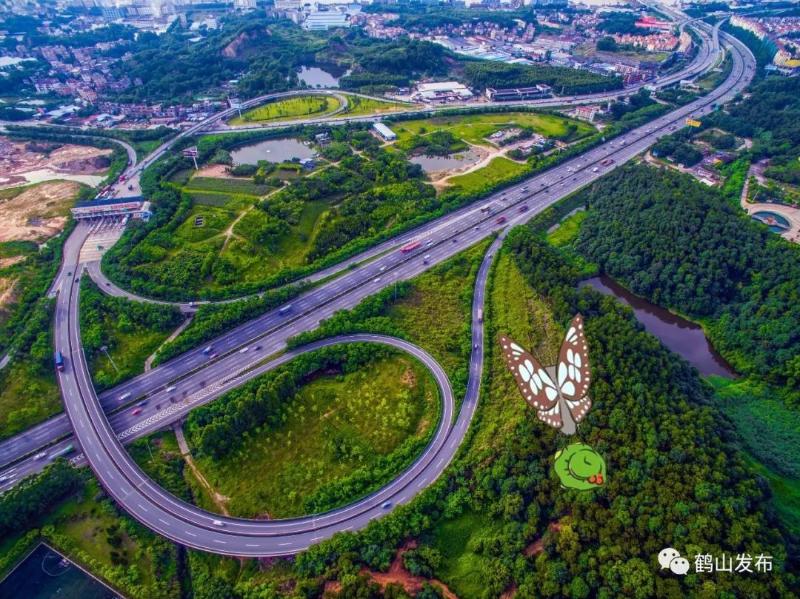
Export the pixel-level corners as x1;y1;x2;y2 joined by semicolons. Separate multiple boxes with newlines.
740;163;800;243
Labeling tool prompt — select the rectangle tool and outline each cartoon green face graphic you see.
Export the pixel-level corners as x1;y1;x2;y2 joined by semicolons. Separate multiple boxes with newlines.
553;443;606;491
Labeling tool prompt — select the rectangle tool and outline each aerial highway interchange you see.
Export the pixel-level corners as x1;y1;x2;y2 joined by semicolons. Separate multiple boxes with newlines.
0;13;756;557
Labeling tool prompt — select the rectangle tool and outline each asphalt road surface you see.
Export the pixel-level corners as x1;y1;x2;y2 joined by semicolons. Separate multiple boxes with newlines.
0;16;755;556
0;18;750;487
0;16;731;479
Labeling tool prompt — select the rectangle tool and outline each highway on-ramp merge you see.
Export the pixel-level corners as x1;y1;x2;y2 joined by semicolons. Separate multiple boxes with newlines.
0;18;731;483
0;17;755;556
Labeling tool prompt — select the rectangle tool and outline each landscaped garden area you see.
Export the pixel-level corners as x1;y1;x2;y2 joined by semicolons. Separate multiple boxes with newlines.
383;110;596;193
227;93;412;127
103;111;597;301
228;94;342;126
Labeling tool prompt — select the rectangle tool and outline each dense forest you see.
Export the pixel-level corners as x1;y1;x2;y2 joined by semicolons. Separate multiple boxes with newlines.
78;277;183;390
337;35;450;91
597;12;656;35
0;460;82;538
652;136;703;166
111;19;316;103
705;74;800;185
574;164;800;391
462;62;622;95
289;225;796;598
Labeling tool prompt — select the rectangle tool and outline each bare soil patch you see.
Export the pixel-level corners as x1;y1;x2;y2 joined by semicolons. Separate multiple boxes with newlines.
194;163;251;179
0;277;20;317
0;180;81;242
524;521;563;557
0;136;111;186
0;256;26;269
361;540;458;599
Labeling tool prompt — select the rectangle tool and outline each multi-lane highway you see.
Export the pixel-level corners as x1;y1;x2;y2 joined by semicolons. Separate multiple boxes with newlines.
1;18;745;480
205;19;720;134
0;15;755;555
77;19;724;307
0;17;731;481
112;15;719;203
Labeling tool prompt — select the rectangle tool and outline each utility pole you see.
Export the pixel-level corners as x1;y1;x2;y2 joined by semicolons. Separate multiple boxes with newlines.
100;345;120;373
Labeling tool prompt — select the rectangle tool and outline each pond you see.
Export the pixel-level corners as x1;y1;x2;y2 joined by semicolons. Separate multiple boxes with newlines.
231;138;316;165
581;275;736;378
0;543;118;599
409;149;483;174
752;210;790;233
297;65;351;88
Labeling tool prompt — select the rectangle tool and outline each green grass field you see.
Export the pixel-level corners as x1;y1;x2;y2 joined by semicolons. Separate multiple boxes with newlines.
81;277;184;390
545;209;597;276
226;199;328;277
695;52;733;92
385;240;491;385
191;354;439;518
391;111;595;147
229;95;341;126
710;377;800;536
174;204;238;244
184;175;274;197
429;511;497;599
88;326;175;391
336;95;409;118
546;210;586;247
185;190;237;206
0;360;61;441
447;156;530;194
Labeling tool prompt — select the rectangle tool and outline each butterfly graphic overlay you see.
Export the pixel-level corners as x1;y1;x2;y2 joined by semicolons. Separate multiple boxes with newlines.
499;314;592;436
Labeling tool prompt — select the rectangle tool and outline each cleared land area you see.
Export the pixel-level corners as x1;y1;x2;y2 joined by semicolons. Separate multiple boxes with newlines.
0;181;84;243
0;136;111;188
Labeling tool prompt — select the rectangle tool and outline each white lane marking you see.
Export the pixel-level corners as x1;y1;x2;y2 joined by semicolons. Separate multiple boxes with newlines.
185;531;197;537
158;518;169;525
246;543;260;548
279;542;292;547
213;539;227;544
138;503;149;512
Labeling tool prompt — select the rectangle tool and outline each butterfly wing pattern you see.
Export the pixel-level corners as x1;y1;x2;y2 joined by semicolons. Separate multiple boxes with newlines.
499;335;563;428
499;314;592;434
556;314;592;426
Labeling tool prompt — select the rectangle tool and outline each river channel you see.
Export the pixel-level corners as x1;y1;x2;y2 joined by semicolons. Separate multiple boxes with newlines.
582;275;736;378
